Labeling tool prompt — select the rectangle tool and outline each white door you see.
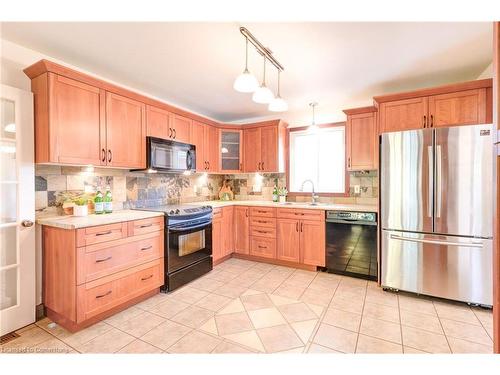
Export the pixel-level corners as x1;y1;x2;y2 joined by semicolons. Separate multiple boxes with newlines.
0;84;35;335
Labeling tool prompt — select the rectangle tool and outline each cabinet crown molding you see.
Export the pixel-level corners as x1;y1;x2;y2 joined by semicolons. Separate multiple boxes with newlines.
343;106;378;116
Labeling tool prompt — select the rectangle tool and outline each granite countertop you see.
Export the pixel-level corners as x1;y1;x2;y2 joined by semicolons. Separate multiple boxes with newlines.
37;210;164;229
198;200;378;213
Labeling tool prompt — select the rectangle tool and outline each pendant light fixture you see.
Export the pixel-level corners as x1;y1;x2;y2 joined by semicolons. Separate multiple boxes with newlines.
309;102;319;133
268;70;288;112
252;56;274;104
233;37;259;93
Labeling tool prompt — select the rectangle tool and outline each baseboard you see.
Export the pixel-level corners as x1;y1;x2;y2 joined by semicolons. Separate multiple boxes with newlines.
231;253;317;271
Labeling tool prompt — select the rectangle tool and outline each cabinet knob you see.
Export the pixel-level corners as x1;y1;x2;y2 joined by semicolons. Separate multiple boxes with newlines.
21;220;34;228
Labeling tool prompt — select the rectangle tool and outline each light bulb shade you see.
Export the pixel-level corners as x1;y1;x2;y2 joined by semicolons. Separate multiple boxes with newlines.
268;96;288;112
252;85;274;104
233;70;259;93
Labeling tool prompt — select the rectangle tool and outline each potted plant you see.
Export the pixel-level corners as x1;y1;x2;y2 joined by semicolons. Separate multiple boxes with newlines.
73;196;89;217
278;187;288;203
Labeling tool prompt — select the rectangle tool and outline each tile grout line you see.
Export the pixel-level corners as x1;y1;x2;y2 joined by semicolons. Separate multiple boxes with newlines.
432;300;453;354
353;280;368;353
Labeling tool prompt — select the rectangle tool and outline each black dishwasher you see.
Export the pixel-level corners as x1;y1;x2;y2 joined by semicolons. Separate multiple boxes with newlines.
325;211;378;281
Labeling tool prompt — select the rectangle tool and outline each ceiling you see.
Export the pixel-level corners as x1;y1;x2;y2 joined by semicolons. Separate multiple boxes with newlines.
0;22;493;125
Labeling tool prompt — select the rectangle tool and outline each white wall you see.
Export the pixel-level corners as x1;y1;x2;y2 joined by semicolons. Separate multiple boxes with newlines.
477;62;493;79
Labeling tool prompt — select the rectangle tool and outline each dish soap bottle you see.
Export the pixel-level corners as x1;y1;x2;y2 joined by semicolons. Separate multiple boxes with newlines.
104;185;113;214
94;187;104;215
272;185;279;203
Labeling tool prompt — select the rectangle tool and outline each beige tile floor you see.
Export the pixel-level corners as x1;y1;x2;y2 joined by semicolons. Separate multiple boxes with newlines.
0;258;494;354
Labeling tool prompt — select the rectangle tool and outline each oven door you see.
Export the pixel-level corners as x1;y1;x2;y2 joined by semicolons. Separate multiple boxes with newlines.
167;222;212;273
149;137;195;172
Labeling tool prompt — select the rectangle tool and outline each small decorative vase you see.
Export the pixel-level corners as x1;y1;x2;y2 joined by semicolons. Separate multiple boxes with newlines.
279;196;286;203
73;205;88;217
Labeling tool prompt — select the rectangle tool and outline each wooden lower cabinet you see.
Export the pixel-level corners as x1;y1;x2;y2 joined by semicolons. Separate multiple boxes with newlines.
42;217;164;331
234;207;250;254
300;220;326;266
276;219;300;263
250;237;276;259
212;212;223;262
222;206;234;257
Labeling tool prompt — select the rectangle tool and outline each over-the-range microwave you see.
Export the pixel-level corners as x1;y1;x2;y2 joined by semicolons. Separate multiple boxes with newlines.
134;136;196;173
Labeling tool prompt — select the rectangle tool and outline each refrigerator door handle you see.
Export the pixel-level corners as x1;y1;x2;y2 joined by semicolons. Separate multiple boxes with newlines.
389;233;483;248
435;144;442;218
427;146;433;218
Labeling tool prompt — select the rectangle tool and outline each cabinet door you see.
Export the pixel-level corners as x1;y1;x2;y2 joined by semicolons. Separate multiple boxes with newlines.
49;74;105;165
105;92;146;168
222;206;234;256
276;219;300;263
347;112;378;170
260;126;278;172
204;125;219;172
220;129;243;173
379;97;428;133
190;121;206;172
243;128;261;172
146;105;170;139
428;89;487;128
234;207;250;254
300;220;326;266
171;114;191;143
212;217;223;262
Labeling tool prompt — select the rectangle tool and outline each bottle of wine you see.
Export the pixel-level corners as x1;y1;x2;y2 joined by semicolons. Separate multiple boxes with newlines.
104;185;113;214
272;185;279;203
94;187;104;215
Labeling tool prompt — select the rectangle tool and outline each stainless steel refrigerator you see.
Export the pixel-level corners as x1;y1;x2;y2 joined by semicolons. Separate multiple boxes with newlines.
381;124;493;306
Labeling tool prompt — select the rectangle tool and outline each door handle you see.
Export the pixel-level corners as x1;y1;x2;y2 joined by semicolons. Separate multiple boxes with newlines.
348;157;351;168
436;145;442;218
423;115;427;128
173;128;176;139
21;220;34;227
296;222;299;232
101;148;106;162
427;146;433;218
430;115;434;127
389;234;483;248
300;222;304;232
108;149;112;163
169;128;173;138
257;162;260;170
261;162;264;170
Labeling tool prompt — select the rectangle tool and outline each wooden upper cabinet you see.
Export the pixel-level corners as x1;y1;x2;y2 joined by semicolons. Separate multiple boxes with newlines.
33;73;105;165
146;105;170;139
220;129;243;173
379;97;428;133
105;92;146;169
234;207;250;255
276;219;300;263
171;114;191;143
260;126;278;172
300;220;326;266
428;89;487;128
344;107;378;171
243;127;261;172
190;121;206;172
204;125;219;173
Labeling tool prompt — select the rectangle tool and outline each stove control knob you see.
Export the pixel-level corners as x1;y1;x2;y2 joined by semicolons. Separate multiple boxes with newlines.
175;209;180;214
169;210;175;215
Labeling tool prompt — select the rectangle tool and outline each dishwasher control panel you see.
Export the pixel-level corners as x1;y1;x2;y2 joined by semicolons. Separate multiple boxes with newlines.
326;211;377;223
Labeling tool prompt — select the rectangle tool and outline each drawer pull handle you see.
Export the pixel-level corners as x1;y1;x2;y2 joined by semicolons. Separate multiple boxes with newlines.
141;274;154;281
256;220;268;223
256;230;268;234
96;290;112;299
258;245;267;249
139;224;153;228
141;245;153;251
95;230;112;236
257;210;267;213
95;256;112;263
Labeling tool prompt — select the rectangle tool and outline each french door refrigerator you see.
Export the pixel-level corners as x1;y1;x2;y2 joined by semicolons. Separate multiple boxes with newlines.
381;124;493;306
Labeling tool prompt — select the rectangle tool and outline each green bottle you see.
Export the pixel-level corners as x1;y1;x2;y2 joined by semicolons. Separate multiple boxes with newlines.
104;185;113;214
272;185;279;203
94;187;104;215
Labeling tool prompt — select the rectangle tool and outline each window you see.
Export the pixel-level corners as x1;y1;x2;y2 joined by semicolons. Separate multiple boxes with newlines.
289;126;346;194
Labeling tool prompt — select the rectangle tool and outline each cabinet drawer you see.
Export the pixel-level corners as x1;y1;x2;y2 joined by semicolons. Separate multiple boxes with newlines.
277;208;324;221
250;217;276;228
128;216;164;236
250;226;276;239
76;231;163;285
213;208;223;219
76;259;163;322
250;207;276;218
76;222;127;247
250;237;276;259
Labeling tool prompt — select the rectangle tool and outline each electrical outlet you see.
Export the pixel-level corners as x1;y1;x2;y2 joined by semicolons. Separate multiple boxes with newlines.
354;185;361;194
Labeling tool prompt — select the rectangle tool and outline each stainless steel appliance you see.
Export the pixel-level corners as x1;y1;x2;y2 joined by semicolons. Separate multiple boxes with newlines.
136;136;195;173
381;124;493;306
325;211;378;280
135;205;213;292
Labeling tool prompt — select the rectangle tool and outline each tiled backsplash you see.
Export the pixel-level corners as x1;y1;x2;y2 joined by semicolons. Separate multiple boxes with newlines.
35;166;378;217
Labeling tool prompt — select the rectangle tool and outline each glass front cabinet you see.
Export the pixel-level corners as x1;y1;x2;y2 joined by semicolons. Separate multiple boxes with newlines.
219;129;243;173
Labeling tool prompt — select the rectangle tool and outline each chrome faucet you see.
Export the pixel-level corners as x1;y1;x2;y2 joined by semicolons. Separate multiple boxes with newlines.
300;179;319;205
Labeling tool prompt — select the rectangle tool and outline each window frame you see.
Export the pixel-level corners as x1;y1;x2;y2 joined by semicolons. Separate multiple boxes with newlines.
286;122;349;197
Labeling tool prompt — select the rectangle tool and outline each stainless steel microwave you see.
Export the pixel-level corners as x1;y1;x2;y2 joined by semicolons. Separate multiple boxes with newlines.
137;137;196;173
